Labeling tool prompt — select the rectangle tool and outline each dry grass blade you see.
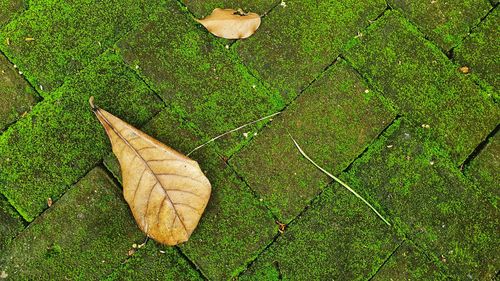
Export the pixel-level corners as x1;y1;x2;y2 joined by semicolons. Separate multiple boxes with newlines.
290;134;391;226
90;97;211;245
196;8;261;39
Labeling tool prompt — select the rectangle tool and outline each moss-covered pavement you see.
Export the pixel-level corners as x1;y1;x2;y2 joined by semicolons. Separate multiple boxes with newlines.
0;0;498;280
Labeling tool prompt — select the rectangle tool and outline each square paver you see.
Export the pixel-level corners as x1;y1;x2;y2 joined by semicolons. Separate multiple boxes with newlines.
236;0;387;102
118;0;285;157
240;180;400;280
103;107;277;280
230;59;395;222
0;52;38;131
343;118;499;279
388;0;492;51
0;167;146;280
0;51;162;221
345;11;499;165
464;132;499;206
0;0;165;93
454;7;499;91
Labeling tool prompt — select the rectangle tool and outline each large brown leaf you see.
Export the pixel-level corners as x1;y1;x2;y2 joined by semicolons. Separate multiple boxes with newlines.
89;97;211;245
196;8;261;39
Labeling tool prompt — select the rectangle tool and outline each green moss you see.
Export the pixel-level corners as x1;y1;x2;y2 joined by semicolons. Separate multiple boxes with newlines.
0;168;146;280
103;107;276;280
117;1;285;157
454;7;499;91
464;132;499;207
388;0;491;50
342;118;499;279
105;241;202;281
371;241;448;280
0;195;24;252
0;52;39;131
181;0;277;18
345;11;499;165
240;177;400;279
0;51;163;221
0;0;165;93
236;0;386;103
230;59;395;222
0;0;25;27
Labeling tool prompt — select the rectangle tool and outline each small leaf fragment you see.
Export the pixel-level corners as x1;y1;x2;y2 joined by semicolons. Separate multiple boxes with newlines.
90;97;211;246
196;8;261;39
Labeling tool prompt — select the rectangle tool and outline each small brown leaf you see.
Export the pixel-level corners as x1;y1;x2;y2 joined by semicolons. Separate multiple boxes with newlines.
196;8;261;39
458;66;470;74
89;97;211;246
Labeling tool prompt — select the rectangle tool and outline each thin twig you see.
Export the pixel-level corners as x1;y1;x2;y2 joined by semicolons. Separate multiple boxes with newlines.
290;134;391;226
187;111;282;156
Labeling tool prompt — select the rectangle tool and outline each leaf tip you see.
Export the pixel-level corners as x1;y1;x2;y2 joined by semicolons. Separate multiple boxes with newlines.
89;96;97;111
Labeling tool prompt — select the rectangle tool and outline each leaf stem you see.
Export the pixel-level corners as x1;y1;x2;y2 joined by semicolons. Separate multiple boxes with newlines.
289;134;391;226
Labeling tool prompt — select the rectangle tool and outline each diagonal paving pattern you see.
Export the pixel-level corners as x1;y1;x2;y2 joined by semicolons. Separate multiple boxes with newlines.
0;0;498;280
117;1;285;156
345;10;499;165
230;59;396;222
103;109;276;280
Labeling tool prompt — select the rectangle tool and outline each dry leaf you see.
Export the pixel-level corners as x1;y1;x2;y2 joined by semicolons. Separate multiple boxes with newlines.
89;97;211;246
196;8;261;39
458;66;470;74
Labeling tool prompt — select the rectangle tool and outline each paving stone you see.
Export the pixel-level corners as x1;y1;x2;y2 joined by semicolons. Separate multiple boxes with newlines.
0;167;146;280
240;179;400;280
103;108;277;280
0;52;38;131
371;241;447;280
342;118;499;279
0;0;164;93
0;52;163;221
455;7;499;91
345;11;499;165
230;60;395;222
388;0;491;51
464;132;499;206
0;0;25;27
236;0;387;103
0;195;24;252
182;0;278;18
118;1;285;157
105;241;203;281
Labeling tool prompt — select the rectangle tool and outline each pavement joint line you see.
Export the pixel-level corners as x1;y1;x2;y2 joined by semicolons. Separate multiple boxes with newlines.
174;245;210;281
405;239;451;277
3;158;104;243
226;159;281;223
382;7;459;56
0;49;43;134
459;123;499;170
448;3;498;57
226;56;341;162
367;239;407;280
236;231;282;278
229;114;403;272
0;194;28;227
290;134;392;226
281;115;401;231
